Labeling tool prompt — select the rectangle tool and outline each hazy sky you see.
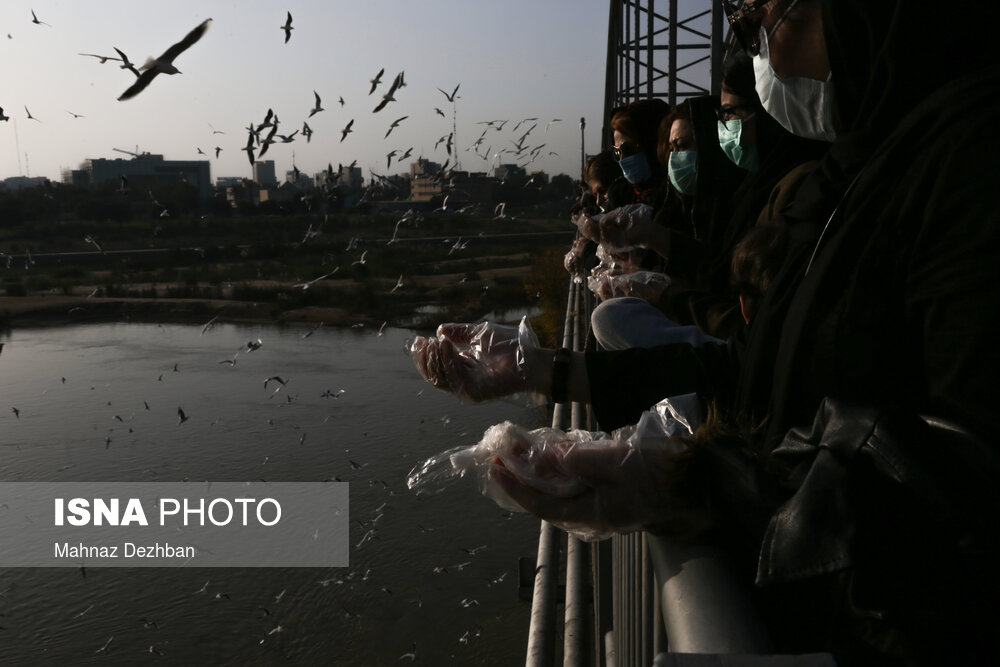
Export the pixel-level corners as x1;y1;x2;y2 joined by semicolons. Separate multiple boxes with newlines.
1;1;614;184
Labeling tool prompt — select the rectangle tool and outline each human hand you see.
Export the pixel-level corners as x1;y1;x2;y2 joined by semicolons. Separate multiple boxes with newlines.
407;318;538;403
489;435;705;540
563;237;597;283
572;204;654;252
587;271;670;302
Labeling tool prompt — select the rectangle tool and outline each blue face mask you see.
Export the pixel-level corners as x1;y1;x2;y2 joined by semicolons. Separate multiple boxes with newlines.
668;150;697;195
717;119;760;171
618;152;652;185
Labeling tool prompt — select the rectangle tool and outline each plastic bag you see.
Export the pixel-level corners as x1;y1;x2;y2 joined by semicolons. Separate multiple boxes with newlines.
407;421;609;511
406;316;542;404
587;270;670;301
572;203;654;253
563;237;598;284
408;394;702;540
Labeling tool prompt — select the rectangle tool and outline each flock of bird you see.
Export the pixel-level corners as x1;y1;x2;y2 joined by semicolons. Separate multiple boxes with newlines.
3;318;525;661
3;8;568;199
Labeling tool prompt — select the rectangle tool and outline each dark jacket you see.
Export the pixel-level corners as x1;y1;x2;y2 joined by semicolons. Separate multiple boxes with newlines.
585;0;1000;660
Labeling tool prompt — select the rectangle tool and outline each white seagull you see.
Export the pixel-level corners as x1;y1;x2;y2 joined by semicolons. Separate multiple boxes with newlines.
118;18;212;101
79;53;121;64
292;268;339;290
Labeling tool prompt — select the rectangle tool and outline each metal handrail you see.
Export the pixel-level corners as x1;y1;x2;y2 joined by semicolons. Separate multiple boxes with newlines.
526;276;588;667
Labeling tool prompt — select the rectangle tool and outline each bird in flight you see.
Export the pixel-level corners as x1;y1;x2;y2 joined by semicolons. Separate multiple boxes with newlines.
384;116;407;139
0;107;9;122
84;234;104;253
280;12;293;43
292;268;339;290
30;9;51;27
372;72;404;113
118;18;212;101
79;53;121;64
24;106;41;122
437;84;460;102
368;68;385;95
113;47;142;77
177;407;189;425
67;110;85;119
308;91;324;117
340;119;354;142
242;131;255;165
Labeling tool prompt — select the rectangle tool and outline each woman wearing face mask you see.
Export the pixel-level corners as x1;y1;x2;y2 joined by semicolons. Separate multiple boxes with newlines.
609;98;672;204
410;0;1000;661
661;46;830;339
578;100;677;299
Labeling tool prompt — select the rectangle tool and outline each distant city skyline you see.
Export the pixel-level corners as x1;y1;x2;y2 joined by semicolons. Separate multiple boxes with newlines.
1;1;611;185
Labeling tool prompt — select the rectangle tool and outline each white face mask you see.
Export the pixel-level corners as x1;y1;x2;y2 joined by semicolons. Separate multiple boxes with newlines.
752;27;837;142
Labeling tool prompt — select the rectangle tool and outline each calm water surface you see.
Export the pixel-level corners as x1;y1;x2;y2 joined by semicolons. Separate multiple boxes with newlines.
0;321;545;665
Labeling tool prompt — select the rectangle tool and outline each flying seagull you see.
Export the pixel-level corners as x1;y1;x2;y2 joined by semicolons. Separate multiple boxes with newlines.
292;268;339;290
24;106;40;122
79;53;121;64
308;91;324;117
67;110;85;119
113;47;142;77
0;107;8;122
368;68;384;95
437;84;460;102
340;119;354;142
280;12;293;43
30;9;51;27
373;71;404;113
242;132;255;165
118;18;213;101
384;116;407;139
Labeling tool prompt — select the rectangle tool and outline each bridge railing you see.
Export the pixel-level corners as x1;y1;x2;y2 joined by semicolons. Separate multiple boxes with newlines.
522;275;776;667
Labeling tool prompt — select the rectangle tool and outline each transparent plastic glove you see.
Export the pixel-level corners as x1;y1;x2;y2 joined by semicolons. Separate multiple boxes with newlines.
563;237;597;283
594;245;644;275
572;203;654;253
587;271;671;302
406;316;539;403
409;395;706;541
407;421;609;508
490;434;694;540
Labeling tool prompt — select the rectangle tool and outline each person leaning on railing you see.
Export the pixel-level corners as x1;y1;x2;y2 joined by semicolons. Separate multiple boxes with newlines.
410;0;1000;663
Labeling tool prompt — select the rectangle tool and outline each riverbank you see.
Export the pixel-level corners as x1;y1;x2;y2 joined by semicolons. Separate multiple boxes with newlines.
0;260;548;332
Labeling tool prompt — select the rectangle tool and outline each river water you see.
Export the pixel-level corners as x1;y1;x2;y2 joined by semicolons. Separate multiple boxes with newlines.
0;321;546;665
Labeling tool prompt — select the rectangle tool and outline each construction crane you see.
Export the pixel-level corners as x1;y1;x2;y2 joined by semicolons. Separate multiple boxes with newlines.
112;146;146;158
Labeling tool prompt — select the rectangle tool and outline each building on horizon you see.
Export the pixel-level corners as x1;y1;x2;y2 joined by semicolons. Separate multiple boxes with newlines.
494;163;526;181
76;154;211;202
1;176;50;191
252;160;277;187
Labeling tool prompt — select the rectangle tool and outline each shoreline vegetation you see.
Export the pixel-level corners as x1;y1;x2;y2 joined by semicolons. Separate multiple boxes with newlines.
0;209;575;344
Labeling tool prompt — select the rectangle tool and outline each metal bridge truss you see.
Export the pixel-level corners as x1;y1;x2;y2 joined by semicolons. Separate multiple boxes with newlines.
603;0;726;148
